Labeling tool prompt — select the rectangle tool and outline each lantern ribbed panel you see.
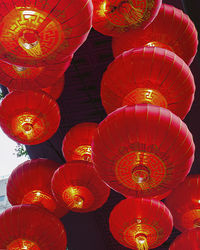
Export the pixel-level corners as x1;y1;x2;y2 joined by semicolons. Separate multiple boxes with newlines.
0;0;92;66
165;175;200;232
112;4;198;65
62;122;98;161
101;47;195;119
170;229;200;250
0;90;60;145
7;159;69;218
0;57;71;90
92;0;162;37
109;198;173;249
51;161;110;213
0;205;67;250
92;104;195;198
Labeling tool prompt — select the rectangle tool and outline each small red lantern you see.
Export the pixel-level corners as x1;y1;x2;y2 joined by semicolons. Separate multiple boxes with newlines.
0;90;60;145
109;198;173;249
0;0;92;67
0;205;67;250
112;4;198;65
92;104;194;198
101;47;195;119
170;229;200;250
7;159;69;218
62;122;98;162
51;161;110;213
0;57;71;90
165;175;200;232
92;0;162;37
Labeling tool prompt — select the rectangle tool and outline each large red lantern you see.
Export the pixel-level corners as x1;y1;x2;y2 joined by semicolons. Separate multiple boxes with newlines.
101;47;195;119
0;57;71;90
92;104;195;198
0;90;60;145
170;229;200;250
7;159;69;218
112;4;198;65
165;175;200;232
51;161;110;213
109;198;173;249
0;205;67;250
92;0;162;37
0;0;92;67
62;122;98;162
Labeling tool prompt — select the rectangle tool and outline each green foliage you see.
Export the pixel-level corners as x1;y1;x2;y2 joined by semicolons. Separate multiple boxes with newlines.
14;143;29;158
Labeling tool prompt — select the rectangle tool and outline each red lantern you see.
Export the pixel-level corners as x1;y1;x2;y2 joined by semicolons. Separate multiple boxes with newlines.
165;175;200;232
0;90;60;145
0;205;67;250
109;198;173;249
112;4;198;65
170;229;200;250
0;57;71;90
0;0;92;67
62;122;98;162
101;47;195;119
92;104;195;198
7;159;69;218
92;0;162;37
51;161;110;213
42;76;65;100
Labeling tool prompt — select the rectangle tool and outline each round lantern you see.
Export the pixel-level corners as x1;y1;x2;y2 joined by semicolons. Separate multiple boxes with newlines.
0;0;92;67
92;0;162;37
109;198;173;249
0;90;60;145
0;57;71;90
112;4;198;65
7;159;69;218
170;229;200;250
101;47;195;119
51;161;110;213
62;122;98;162
0;205;67;250
92;104;195;198
165;175;200;232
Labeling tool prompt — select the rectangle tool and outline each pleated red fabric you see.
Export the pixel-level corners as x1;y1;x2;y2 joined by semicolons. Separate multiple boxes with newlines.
7;159;69;218
0;0;92;66
0;205;67;250
62;122;98;162
51;161;110;213
0;90;60;145
93;0;162;37
109;198;173;249
112;4;198;65
101;47;195;119
92;104;195;198
170;229;200;250
165;175;200;232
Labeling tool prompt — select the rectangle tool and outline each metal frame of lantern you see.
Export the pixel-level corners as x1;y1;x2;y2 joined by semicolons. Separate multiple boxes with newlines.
101;47;195;119
92;104;195;198
112;4;198;65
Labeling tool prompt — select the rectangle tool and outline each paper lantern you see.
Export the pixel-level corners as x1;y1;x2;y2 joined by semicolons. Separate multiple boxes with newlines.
0;56;71;90
92;0;162;37
0;205;67;250
112;4;198;65
0;90;60;145
170;229;200;250
52;161;110;213
7;159;69;218
62;122;98;162
109;198;173;249
165;175;200;232
92;104;195;198
101;47;195;119
0;0;92;67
